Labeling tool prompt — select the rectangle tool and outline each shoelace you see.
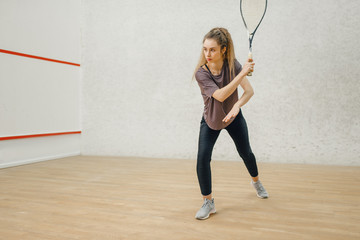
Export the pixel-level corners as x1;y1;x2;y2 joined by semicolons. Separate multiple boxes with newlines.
258;185;265;192
202;200;211;208
255;182;265;192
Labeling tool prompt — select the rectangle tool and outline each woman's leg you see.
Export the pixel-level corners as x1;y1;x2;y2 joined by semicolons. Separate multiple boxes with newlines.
225;110;259;178
196;117;221;199
225;110;269;198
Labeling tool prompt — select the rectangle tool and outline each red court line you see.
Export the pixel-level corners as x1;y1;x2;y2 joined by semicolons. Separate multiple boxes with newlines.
0;131;82;141
0;49;80;66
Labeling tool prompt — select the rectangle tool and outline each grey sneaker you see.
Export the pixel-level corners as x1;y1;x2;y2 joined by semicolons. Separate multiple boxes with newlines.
195;198;216;220
251;180;269;198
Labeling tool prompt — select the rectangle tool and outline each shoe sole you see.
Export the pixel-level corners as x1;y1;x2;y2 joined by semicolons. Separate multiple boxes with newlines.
256;193;269;199
195;208;216;220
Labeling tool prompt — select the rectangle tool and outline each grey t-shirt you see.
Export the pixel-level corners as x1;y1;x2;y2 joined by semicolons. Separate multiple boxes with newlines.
195;59;243;130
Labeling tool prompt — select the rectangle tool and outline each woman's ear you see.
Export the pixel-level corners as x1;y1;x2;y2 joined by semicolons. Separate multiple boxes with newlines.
222;47;227;55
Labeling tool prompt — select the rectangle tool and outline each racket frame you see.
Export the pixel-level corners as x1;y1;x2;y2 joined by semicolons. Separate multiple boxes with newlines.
239;0;268;76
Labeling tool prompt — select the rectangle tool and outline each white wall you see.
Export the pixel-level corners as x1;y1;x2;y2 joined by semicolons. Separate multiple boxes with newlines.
80;0;359;166
0;0;82;168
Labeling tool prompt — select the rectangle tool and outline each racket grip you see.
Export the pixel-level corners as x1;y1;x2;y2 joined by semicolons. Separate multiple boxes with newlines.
247;52;253;76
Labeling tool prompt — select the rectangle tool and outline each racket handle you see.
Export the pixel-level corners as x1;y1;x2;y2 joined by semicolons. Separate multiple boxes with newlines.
247;52;253;76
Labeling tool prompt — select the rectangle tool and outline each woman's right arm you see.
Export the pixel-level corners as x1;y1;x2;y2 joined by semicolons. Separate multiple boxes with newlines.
212;60;255;102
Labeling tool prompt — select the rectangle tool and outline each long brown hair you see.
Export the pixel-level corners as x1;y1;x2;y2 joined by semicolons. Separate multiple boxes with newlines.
193;27;236;80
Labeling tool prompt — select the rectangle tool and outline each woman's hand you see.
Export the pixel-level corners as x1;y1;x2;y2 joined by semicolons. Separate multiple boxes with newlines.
222;105;240;123
242;59;255;75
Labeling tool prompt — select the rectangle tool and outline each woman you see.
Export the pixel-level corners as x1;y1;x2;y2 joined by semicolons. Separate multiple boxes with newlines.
193;27;269;220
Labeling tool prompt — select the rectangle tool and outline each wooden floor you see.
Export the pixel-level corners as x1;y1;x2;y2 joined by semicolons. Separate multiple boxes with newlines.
0;156;359;240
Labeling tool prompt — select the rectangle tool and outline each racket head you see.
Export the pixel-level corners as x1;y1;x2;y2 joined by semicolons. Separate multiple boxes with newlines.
240;0;268;36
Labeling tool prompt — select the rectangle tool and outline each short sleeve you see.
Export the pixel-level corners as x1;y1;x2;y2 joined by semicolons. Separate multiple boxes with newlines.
195;70;219;98
234;59;243;75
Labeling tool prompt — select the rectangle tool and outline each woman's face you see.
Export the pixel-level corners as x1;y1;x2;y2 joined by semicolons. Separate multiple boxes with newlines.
203;38;226;64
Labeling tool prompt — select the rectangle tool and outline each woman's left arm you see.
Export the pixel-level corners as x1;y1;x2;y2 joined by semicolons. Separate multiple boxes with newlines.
222;76;254;123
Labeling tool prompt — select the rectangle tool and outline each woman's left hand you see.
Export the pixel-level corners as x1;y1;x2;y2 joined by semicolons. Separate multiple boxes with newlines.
222;106;240;123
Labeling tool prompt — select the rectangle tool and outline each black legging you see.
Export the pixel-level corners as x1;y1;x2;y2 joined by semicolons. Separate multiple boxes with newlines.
196;109;259;196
